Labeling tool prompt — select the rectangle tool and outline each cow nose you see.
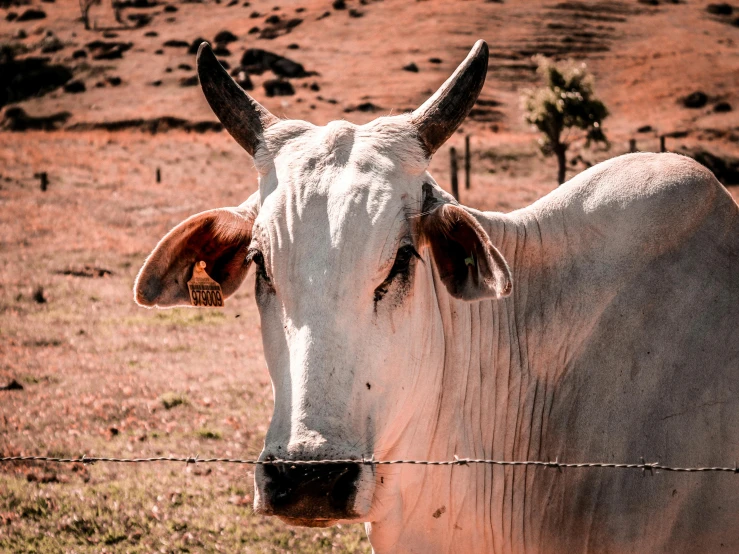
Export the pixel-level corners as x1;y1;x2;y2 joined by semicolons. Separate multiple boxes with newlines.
262;461;361;519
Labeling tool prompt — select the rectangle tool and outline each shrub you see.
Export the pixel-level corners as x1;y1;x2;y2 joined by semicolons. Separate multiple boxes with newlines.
196;429;222;440
522;56;608;184
159;391;188;410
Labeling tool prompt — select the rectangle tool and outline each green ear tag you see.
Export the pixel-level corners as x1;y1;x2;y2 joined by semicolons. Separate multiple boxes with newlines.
464;255;475;267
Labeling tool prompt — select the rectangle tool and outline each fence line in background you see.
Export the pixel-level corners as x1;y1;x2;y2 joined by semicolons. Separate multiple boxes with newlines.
465;135;471;190
449;146;460;200
629;135;669;153
1;455;737;474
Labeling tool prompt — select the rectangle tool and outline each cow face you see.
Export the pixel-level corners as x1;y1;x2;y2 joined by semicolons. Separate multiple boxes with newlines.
134;41;511;527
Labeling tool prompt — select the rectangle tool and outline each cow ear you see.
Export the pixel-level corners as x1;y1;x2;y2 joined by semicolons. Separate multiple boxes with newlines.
421;203;512;301
134;195;259;308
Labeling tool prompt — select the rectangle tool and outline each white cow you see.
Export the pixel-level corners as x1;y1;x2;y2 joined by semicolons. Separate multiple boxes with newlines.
135;41;739;553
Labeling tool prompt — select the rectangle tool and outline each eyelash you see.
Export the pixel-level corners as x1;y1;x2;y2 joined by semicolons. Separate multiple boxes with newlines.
248;245;420;300
374;244;421;303
247;249;271;284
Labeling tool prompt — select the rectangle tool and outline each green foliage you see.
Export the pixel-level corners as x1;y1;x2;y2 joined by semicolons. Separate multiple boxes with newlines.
195;428;222;440
522;56;609;158
159;391;189;410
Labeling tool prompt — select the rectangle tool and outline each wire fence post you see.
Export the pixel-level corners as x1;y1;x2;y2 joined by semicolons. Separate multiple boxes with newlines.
450;146;459;201
629;138;636;153
660;135;666;153
464;135;471;190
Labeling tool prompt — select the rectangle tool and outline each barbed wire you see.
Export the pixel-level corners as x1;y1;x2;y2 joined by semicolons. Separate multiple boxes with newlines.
1;455;737;474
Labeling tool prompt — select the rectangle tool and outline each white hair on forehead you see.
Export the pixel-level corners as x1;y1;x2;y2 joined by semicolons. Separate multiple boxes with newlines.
253;119;314;171
253;114;429;177
321;120;356;153
356;114;429;174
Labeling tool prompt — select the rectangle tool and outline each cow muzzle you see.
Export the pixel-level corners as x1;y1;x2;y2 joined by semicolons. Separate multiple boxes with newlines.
254;460;371;525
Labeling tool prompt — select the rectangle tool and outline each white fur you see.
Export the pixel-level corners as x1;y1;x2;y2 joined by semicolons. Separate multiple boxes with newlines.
248;117;739;553
139;108;739;553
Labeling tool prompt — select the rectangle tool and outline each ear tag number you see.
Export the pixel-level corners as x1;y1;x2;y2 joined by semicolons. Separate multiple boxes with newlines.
187;261;224;307
464;254;475;267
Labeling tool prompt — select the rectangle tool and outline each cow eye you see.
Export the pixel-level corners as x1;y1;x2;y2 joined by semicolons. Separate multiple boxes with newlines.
389;245;419;278
374;244;420;303
247;248;271;284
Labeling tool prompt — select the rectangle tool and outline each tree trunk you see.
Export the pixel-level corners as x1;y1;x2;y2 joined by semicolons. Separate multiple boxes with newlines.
554;144;567;185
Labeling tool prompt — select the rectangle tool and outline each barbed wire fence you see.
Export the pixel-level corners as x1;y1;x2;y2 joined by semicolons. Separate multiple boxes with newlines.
1;454;737;474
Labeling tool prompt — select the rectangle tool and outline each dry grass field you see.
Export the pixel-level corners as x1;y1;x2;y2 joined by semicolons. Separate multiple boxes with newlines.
0;131;370;552
1;0;738;552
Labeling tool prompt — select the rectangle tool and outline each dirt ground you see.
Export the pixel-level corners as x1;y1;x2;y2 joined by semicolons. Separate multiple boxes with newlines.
1;0;738;552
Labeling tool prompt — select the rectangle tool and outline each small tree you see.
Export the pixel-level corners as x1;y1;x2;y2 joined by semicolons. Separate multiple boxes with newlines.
522;56;608;185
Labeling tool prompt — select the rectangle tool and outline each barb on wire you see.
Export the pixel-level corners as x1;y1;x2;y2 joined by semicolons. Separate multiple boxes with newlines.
0;455;737;474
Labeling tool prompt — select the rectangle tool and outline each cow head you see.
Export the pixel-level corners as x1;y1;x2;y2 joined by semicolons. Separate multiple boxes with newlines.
134;41;511;528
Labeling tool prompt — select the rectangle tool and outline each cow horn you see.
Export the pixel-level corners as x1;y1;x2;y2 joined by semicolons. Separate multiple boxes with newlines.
411;40;489;157
197;42;279;156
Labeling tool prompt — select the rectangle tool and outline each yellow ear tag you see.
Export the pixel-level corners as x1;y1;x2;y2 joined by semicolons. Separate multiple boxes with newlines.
187;261;224;307
464;255;475;267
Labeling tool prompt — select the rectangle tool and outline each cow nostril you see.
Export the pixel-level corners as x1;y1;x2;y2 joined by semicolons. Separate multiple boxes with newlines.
263;461;361;516
274;487;291;503
263;463;282;481
264;463;296;508
329;463;360;510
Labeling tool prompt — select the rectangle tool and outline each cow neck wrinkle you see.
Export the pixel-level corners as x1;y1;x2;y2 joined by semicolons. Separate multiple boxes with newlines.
374;208;603;553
